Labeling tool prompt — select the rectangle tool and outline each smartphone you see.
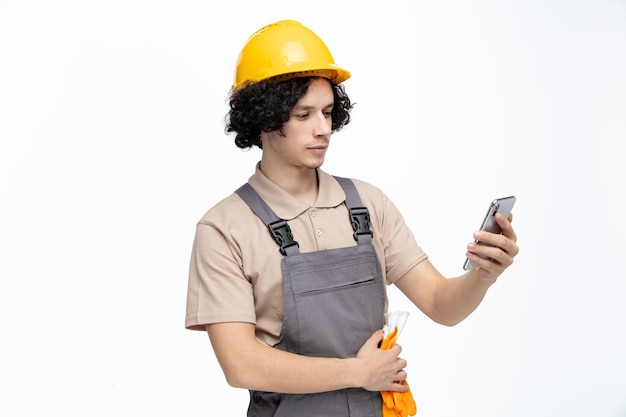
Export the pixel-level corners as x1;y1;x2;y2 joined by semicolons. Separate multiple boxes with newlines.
463;196;516;270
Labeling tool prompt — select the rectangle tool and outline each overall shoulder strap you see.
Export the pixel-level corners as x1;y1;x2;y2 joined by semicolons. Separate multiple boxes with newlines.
333;176;374;243
235;183;300;256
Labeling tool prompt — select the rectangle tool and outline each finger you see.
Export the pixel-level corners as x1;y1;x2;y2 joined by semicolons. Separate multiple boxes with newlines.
389;378;409;392
382;400;397;417
394;370;408;383
471;229;517;258
492;247;514;267
392;391;407;416
465;250;506;275
486;231;519;259
369;329;385;348
381;390;395;409
466;245;511;271
495;212;518;243
396;356;407;371
404;392;417;415
473;239;513;262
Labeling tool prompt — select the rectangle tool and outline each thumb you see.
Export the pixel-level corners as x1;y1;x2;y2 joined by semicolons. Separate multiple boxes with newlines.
357;330;385;358
367;329;385;348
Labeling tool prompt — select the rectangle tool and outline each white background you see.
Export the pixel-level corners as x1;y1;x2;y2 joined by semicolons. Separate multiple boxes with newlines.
1;0;625;416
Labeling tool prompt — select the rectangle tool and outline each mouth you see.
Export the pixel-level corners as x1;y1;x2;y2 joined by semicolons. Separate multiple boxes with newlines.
308;141;328;150
308;146;327;155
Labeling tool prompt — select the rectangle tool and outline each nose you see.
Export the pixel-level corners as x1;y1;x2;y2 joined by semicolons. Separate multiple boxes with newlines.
314;112;332;137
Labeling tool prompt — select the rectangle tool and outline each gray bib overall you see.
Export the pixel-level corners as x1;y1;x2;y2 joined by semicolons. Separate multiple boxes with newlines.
235;177;385;417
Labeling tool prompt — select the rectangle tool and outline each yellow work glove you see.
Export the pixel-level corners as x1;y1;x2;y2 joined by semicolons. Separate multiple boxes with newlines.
380;326;417;417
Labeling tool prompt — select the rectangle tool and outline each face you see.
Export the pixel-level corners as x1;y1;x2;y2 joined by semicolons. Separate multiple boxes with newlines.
261;77;334;172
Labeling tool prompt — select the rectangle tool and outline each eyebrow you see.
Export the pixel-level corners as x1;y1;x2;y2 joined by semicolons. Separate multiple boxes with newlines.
293;102;334;111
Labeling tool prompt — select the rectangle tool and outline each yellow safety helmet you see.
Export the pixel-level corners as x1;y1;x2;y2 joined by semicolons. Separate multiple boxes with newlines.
233;20;351;89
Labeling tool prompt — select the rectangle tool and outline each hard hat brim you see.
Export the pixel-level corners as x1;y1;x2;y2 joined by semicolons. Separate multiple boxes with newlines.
235;64;351;89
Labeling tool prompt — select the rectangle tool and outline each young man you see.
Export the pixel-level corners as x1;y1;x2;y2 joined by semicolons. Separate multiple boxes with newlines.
185;20;519;417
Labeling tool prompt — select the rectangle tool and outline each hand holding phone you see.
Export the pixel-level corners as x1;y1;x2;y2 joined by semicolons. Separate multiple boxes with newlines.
463;196;516;271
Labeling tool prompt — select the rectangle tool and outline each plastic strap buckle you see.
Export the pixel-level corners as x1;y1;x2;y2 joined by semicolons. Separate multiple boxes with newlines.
349;207;373;241
268;219;299;256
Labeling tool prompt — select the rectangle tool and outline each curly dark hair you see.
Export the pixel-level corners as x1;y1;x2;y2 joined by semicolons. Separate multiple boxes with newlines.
225;77;354;149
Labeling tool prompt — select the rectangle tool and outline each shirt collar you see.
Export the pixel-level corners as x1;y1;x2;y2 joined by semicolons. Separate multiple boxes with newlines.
248;163;346;220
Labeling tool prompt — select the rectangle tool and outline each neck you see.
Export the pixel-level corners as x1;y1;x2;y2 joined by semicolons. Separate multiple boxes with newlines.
258;162;319;206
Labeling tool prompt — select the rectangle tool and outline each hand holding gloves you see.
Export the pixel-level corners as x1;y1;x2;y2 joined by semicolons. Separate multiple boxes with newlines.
380;312;417;417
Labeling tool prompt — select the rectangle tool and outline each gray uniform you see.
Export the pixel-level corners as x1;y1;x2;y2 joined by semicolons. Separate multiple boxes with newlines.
236;177;385;417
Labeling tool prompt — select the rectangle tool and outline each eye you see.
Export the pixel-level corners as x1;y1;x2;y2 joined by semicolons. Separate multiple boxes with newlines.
323;111;332;118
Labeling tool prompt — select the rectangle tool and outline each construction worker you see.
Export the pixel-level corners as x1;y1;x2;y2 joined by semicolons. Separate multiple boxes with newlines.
185;20;519;417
